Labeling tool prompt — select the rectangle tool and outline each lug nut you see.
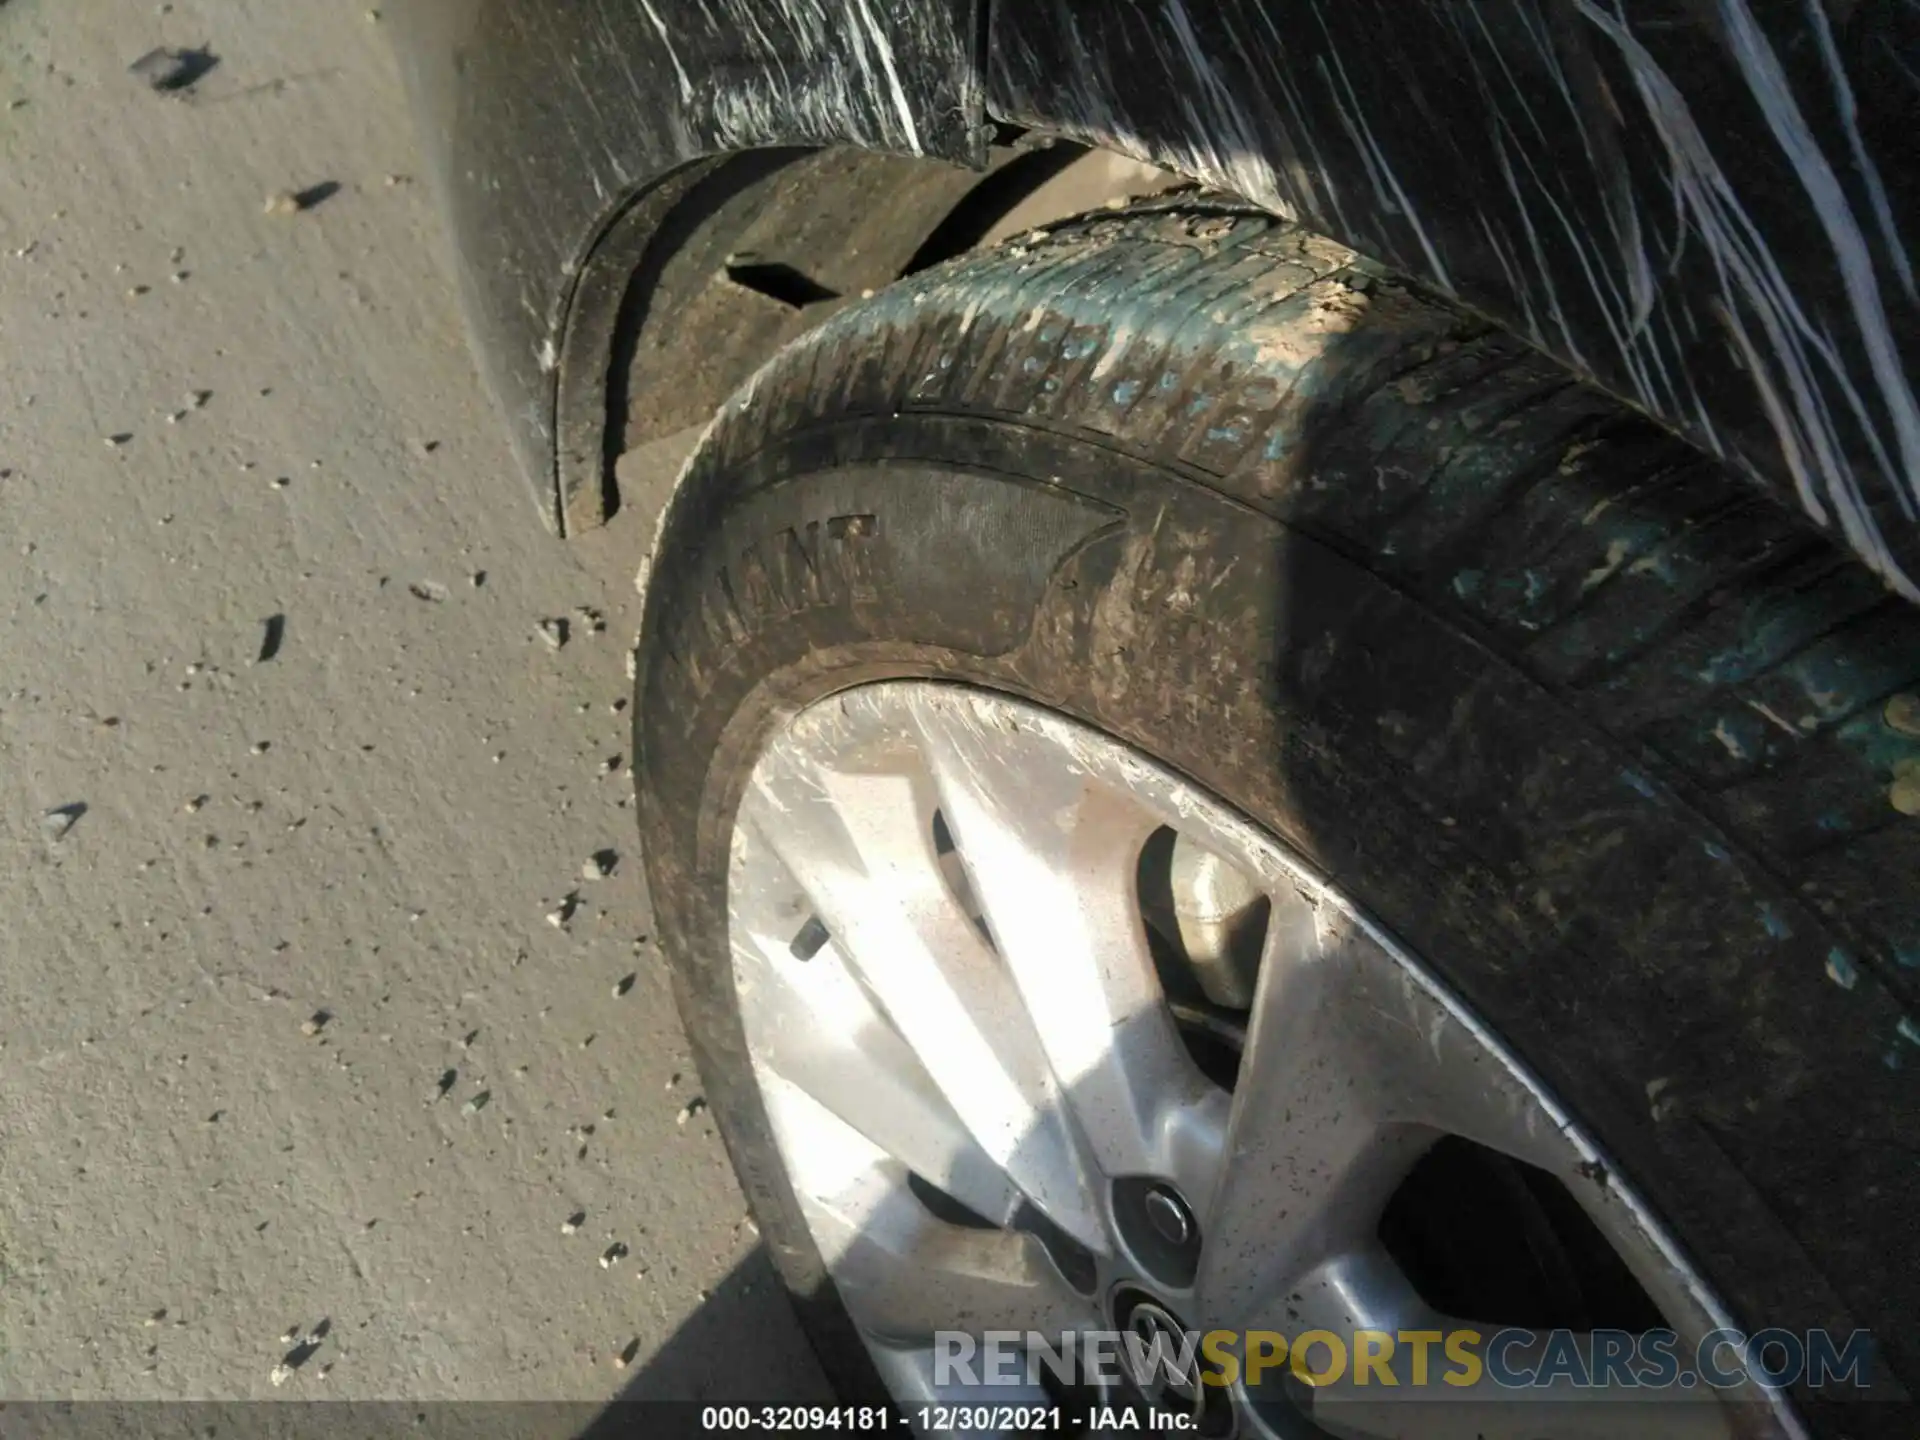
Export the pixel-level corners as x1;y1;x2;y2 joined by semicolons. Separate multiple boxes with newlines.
1113;1177;1202;1288
1144;1185;1194;1246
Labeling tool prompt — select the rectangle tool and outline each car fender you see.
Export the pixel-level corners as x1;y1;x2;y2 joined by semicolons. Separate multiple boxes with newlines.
395;0;1920;600
389;0;985;531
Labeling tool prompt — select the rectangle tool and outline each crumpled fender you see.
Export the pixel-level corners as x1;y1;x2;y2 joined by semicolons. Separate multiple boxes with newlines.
389;0;984;530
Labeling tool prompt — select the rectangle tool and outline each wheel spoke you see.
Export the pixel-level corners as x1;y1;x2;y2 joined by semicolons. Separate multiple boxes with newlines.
741;732;1104;1248
733;964;1022;1228
760;1073;1097;1340
1271;1245;1437;1335
731;817;1023;1224
1194;911;1432;1327
909;690;1226;1198
1334;919;1573;1175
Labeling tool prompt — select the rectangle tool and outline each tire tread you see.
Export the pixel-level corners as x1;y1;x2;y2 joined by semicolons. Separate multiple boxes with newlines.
695;204;1920;1009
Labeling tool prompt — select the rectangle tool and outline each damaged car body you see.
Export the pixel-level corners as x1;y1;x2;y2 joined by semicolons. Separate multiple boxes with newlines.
393;0;1920;593
394;1;1918;1435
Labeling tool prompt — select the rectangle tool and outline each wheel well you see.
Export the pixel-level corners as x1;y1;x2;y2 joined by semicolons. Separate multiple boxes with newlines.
558;138;1176;532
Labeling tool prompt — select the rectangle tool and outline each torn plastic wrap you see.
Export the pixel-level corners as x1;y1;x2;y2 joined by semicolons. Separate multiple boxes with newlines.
987;0;1920;598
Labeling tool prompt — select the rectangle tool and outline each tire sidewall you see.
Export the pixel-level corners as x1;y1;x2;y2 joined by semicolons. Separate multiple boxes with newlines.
636;413;1908;1432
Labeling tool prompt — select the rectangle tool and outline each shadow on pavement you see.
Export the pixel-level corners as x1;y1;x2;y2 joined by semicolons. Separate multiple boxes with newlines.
575;1246;834;1437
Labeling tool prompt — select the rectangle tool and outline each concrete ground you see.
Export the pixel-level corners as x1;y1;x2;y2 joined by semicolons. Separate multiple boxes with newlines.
0;0;829;1403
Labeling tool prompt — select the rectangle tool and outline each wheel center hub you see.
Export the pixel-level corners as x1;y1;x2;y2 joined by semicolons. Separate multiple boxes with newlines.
1114;1288;1209;1425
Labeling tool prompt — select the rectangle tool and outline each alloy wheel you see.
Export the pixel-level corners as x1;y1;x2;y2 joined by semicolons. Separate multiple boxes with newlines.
725;682;1805;1440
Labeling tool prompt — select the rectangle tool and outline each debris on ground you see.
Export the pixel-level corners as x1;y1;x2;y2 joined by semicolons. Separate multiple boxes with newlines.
614;1337;640;1369
536;617;569;650
599;1241;628;1269
41;803;86;843
4;16;788;1384
573;606;606;635
675;1097;706;1127
546;891;580;928
562;1211;585;1235
263;182;340;216
462;1089;491;1115
271;1324;325;1386
612;973;635;998
582;849;617;880
257;614;286;663
129;46;218;94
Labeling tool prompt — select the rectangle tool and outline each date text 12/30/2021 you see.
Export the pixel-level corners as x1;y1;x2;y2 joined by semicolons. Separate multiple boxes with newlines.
699;1405;1195;1432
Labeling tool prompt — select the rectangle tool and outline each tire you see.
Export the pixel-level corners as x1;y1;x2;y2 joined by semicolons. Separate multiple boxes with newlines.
633;206;1919;1435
